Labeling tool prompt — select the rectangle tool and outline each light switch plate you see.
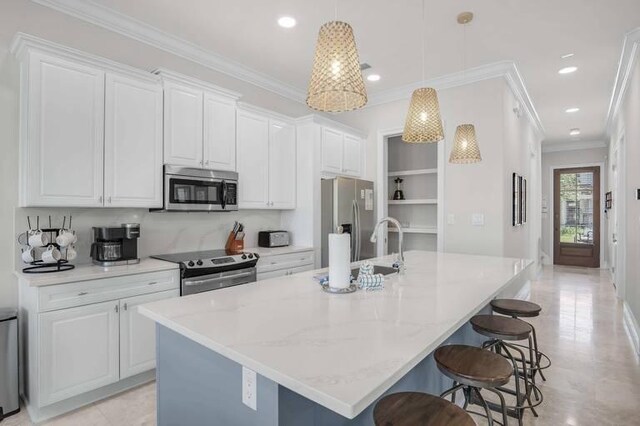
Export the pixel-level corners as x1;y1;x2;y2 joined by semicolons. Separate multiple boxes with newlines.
471;213;485;226
447;214;455;225
242;366;257;410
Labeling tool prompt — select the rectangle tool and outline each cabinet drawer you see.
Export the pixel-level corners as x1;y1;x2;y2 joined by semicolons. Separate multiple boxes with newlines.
37;270;179;312
257;251;314;273
257;263;315;282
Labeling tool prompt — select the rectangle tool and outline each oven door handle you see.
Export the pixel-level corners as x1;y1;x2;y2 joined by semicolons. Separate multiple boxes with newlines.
183;271;253;287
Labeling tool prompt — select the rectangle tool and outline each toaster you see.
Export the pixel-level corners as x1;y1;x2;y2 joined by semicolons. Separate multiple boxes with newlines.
258;231;290;248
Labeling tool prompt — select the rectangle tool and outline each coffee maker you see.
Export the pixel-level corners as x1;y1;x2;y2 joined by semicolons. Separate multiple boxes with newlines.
90;224;141;266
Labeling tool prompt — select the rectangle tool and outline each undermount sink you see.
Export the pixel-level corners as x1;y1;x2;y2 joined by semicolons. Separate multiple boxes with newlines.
351;265;398;280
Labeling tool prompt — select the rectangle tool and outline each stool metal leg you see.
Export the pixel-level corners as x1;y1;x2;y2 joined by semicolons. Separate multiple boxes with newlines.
530;323;547;381
473;387;494;426
484;387;509;426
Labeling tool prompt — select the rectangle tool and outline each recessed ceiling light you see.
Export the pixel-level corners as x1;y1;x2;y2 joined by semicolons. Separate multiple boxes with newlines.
561;53;575;59
569;128;581;136
277;16;296;28
367;74;381;82
565;107;580;113
559;66;578;75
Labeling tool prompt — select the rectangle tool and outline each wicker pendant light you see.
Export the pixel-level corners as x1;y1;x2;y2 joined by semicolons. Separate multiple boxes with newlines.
449;124;481;163
306;19;367;112
402;0;444;143
449;12;482;163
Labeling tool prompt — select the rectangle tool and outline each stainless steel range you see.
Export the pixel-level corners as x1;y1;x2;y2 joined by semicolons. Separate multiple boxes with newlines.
151;250;259;296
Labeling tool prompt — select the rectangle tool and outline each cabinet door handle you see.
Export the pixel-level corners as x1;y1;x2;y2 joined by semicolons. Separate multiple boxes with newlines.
77;291;88;296
115;304;119;313
123;303;128;311
148;281;158;286
98;196;103;204
107;196;112;204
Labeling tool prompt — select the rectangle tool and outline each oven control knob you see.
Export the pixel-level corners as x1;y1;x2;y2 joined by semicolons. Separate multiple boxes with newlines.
241;254;247;260
254;253;260;259
196;260;203;266
248;254;254;259
187;261;195;267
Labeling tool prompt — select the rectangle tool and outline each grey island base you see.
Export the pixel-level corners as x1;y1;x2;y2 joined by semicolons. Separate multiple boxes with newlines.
139;251;533;426
156;319;489;426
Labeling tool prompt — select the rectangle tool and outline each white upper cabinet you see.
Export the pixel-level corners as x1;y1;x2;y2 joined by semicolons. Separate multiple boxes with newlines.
163;81;204;167
237;105;296;210
204;93;236;171
321;127;344;174
342;134;362;176
237;109;270;208
13;36;166;208
22;52;105;207
268;120;296;209
104;73;163;208
156;70;240;171
320;126;363;177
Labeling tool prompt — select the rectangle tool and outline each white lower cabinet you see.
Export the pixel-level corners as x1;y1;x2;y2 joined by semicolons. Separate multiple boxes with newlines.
19;269;179;418
256;250;315;281
119;289;179;379
39;300;120;405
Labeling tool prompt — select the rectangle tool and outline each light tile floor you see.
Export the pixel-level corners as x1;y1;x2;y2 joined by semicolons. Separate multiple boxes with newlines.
4;265;639;425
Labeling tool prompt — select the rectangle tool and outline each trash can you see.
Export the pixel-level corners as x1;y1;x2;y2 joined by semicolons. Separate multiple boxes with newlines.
0;309;19;420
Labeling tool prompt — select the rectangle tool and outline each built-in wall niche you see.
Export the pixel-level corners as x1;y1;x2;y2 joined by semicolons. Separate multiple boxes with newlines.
386;136;439;245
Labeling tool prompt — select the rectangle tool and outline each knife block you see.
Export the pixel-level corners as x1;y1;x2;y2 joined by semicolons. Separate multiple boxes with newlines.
225;231;244;254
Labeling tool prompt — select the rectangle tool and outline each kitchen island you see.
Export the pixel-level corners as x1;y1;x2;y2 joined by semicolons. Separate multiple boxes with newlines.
139;251;533;425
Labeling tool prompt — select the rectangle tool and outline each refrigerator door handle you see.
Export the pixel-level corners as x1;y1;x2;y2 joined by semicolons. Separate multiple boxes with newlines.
356;200;362;261
353;199;361;262
351;199;357;262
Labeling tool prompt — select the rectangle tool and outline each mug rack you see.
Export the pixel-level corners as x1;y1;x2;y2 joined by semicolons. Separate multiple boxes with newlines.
18;216;76;274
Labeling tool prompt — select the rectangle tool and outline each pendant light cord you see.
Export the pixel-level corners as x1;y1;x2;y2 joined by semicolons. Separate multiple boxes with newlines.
422;0;426;83
335;0;338;20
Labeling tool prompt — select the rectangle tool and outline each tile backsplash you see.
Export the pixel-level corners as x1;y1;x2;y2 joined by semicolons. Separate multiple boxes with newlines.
14;208;282;268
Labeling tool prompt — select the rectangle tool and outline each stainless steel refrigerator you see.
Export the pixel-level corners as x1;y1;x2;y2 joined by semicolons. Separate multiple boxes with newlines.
321;177;375;267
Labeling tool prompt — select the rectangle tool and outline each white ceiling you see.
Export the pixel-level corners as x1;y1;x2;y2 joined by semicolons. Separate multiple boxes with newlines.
86;0;640;143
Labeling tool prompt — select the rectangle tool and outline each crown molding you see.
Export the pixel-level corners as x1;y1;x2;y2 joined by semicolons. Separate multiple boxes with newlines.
296;115;367;139
10;32;160;82
541;139;607;153
606;27;640;135
153;68;241;100
31;0;306;103
237;102;296;124
367;61;545;140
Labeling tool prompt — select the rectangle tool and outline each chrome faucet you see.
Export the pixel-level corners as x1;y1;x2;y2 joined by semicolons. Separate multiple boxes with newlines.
370;217;405;273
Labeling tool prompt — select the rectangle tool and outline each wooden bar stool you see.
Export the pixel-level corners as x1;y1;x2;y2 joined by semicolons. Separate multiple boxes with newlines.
434;344;512;426
470;315;542;426
373;392;475;426
490;299;550;381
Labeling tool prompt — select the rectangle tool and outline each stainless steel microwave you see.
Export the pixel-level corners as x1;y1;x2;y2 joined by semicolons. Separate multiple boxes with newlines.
155;165;238;212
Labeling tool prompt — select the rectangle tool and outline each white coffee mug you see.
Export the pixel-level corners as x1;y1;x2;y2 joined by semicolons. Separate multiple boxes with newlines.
22;247;36;263
66;246;77;261
56;230;75;247
41;246;61;264
28;231;49;248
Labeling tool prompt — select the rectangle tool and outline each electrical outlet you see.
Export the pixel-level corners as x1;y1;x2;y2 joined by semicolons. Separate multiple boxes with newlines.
242;366;257;410
447;213;455;225
471;213;485;226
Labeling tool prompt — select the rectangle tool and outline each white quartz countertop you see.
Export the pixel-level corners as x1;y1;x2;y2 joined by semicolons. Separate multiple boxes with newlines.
139;251;532;419
15;258;179;287
244;245;314;257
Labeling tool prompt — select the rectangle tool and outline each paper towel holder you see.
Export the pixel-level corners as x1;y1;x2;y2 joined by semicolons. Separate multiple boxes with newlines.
321;282;357;294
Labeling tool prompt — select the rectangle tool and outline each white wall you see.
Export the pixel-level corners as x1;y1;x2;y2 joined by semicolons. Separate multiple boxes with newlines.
0;0;316;309
610;45;640;334
337;78;542;259
539;147;608;265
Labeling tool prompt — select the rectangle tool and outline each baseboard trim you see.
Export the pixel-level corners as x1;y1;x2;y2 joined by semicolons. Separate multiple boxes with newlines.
623;302;640;356
24;370;155;423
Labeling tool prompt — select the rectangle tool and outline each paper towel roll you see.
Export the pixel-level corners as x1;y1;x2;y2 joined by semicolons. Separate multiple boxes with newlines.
328;233;351;289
